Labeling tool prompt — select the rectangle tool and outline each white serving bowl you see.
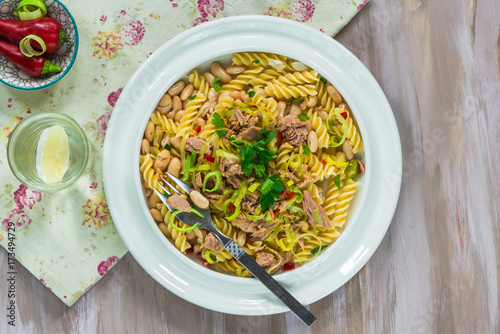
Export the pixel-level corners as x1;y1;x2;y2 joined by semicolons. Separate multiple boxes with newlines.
104;16;402;315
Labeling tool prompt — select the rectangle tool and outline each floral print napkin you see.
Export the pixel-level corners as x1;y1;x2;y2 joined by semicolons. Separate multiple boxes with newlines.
0;0;368;307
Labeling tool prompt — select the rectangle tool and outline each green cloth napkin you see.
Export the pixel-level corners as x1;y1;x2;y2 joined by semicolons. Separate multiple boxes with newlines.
0;0;369;307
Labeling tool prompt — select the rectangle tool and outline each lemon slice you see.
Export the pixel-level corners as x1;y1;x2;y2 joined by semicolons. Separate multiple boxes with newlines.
36;125;70;183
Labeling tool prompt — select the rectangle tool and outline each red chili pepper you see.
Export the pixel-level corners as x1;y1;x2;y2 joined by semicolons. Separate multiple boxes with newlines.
0;18;71;54
185;247;194;254
284;191;295;200
196;252;210;267
340;112;348;119
204;154;215;163
194;126;201;133
322;159;327;165
274;209;280;216
0;40;61;77
277;131;283;146
283;263;295;271
228;203;235;213
280;190;286;197
249;105;258;109
358;161;365;174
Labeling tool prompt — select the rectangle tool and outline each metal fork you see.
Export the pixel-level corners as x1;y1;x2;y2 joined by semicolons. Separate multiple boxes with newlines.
152;172;316;327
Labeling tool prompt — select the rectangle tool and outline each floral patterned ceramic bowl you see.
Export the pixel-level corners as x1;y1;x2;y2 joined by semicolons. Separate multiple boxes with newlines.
0;0;79;90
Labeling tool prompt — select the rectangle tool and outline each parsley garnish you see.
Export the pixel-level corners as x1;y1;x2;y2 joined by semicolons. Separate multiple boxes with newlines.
303;145;310;155
164;143;172;151
215;129;228;138
231;129;277;178
212;77;223;91
333;174;341;190
328;120;335;127
252;59;260;64
320;77;327;84
248;83;254;88
248;91;256;97
187;95;196;101
211;112;224;127
298;113;309;121
311;245;328;254
260;174;284;211
292;97;305;103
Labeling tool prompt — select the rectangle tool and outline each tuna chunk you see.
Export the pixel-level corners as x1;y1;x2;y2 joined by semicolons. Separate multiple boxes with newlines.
204;193;222;203
167;194;191;212
185;137;207;153
302;190;330;229
238;219;279;241
277;114;308;146
194;172;203;192
256;251;275;267
227;174;243;189
220;157;243;178
241;189;260;214
204;232;222;252
239;126;261;142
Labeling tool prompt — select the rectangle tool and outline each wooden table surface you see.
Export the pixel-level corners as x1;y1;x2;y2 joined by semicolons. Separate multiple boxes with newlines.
2;0;499;333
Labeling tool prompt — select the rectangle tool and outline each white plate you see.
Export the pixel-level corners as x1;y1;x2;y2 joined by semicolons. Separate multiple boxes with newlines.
103;16;402;315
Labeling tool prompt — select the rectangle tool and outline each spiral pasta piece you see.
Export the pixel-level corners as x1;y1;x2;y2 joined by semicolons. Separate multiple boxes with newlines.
306;183;324;205
304;151;325;180
177;94;206;137
162;209;192;253
139;154;159;190
331;179;358;228
315;79;335;112
276;143;294;170
232;52;288;67
293;234;322;263
336;112;364;153
248;69;282;87
188;70;211;97
222;67;263;91
264;81;317;99
306;108;330;149
323;179;343;217
276;70;319;85
150;112;178;134
322;151;346;179
198;122;217;139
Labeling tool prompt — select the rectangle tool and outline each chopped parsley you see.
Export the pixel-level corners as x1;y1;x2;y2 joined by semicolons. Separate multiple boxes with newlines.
292;96;305;103
248;83;254;88
212;77;223;91
215;129;228;138
333;174;341;190
320;77;327;84
211;112;224;127
252;59;260;64
248;91;256;97
303;145;310;155
231;129;277;179
164;143;172;151
328;120;335;127
260;174;284;211
298;113;309;121
311;245;328;254
187;95;197;101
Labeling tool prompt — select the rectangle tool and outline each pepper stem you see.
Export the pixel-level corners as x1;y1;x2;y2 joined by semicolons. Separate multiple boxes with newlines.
41;60;62;75
59;29;73;46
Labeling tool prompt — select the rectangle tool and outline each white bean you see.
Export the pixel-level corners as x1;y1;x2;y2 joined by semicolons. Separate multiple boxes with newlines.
326;84;343;105
342;139;354;160
171;95;182;114
141;139;150;155
154;149;171;171
236;231;246;247
190;190;209;209
144;121;154;143
168;81;186;96
174;110;184;123
210;62;232;83
199;101;210;118
195;117;206;128
289;103;302;115
167;157;181;178
203;72;215;84
157;94;172;115
180;83;194;101
208;88;219;103
149;192;162;209
169;136;182;149
308;131;319;153
150;208;163;223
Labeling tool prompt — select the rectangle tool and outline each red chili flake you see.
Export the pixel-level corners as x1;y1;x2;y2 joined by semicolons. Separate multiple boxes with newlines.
277;131;284;145
280;190;287;197
340;112;348;119
204;154;215;163
228;203;235;213
284;191;295;200
194;126;201;133
322;159;327;165
274;209;281;216
283;263;295;271
358;161;365;174
249;105;258;109
185;247;194;254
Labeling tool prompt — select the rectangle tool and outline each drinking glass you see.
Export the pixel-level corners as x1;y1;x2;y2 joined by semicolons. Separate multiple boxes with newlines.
7;111;90;193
